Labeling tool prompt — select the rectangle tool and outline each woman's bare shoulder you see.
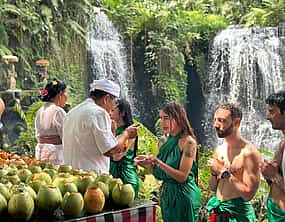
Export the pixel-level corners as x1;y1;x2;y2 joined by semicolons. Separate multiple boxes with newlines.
179;135;197;150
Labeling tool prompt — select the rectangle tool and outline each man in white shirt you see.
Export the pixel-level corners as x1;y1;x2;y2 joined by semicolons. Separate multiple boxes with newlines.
63;79;137;174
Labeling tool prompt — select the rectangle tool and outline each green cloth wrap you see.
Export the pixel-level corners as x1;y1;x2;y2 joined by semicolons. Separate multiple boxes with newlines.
266;196;285;222
153;133;201;222
206;196;256;222
109;126;139;197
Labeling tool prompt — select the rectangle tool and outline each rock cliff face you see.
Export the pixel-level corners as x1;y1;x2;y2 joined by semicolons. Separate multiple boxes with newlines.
0;64;35;150
0;63;8;91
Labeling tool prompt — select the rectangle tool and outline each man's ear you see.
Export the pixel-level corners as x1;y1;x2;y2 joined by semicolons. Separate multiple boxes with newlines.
103;94;109;105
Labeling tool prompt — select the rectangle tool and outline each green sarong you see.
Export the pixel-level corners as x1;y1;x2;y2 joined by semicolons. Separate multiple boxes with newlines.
109;126;139;197
153;133;201;222
206;196;256;222
267;197;285;222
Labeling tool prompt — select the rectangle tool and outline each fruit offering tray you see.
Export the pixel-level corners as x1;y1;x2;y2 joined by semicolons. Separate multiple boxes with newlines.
4;199;157;222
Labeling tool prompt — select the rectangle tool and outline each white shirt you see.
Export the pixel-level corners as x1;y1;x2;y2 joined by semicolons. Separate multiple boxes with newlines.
35;103;66;139
35;103;66;165
63;98;117;174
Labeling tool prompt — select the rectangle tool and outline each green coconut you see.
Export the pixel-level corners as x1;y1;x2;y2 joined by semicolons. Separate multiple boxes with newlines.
17;168;32;182
95;173;113;185
10;184;37;200
71;168;84;176
0;193;7;214
29;179;47;193
52;173;76;194
61;182;78;196
61;192;84;218
58;165;73;173
88;181;109;200
5;173;21;185
0;168;8;177
109;178;123;193
8;191;34;221
77;175;95;195
112;184;135;207
28;165;42;174
0;183;11;201
43;168;58;180
36;184;62;213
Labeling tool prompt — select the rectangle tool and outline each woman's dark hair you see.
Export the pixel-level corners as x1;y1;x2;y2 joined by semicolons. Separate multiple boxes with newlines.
160;102;196;139
116;98;133;126
116;98;138;156
40;78;66;102
160;102;199;183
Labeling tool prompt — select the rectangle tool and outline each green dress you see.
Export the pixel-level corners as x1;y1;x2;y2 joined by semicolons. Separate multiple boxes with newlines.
152;133;201;222
267;196;285;222
206;196;256;222
110;126;139;197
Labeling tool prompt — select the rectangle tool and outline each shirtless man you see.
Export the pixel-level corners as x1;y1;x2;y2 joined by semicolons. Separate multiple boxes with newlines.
262;91;285;221
206;103;261;221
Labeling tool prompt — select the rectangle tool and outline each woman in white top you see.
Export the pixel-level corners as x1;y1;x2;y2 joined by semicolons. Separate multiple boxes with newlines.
35;78;68;164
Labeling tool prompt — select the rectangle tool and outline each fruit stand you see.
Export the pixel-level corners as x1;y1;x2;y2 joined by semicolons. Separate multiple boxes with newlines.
4;200;156;222
0;151;157;222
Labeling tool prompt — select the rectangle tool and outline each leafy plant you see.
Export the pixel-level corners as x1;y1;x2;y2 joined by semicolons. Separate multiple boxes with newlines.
15;101;44;156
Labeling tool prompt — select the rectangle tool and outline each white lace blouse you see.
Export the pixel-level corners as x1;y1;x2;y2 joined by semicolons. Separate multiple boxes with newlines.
35;103;66;139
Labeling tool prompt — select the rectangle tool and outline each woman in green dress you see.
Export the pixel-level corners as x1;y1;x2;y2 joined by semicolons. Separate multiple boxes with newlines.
109;99;139;197
135;102;201;221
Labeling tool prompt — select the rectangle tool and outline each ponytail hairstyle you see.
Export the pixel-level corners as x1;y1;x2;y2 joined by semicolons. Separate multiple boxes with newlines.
39;78;66;102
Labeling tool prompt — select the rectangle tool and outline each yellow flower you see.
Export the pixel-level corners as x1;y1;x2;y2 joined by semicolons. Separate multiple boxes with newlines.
52;80;57;86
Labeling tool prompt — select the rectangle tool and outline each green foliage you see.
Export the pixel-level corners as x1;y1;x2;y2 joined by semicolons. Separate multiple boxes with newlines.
15;101;44;156
135;121;162;221
13;100;26;122
138;174;161;201
50;63;87;107
175;0;285;26
0;0;92;90
243;0;285;26
102;1;227;103
135;121;159;156
197;148;213;220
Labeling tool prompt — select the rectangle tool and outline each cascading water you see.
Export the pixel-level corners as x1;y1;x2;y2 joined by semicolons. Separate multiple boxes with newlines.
202;25;285;151
87;8;133;105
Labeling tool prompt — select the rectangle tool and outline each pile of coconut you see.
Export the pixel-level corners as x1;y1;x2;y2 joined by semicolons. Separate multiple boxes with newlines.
0;151;135;221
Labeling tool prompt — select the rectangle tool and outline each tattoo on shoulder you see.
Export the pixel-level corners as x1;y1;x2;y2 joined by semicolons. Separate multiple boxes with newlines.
184;141;194;158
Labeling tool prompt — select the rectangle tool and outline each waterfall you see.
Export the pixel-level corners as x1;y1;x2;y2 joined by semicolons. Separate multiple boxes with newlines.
87;8;133;105
202;25;285;151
